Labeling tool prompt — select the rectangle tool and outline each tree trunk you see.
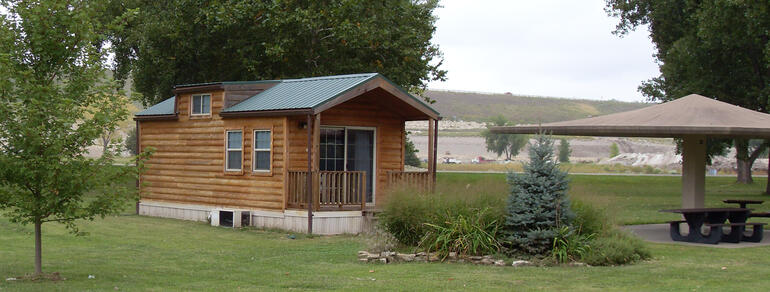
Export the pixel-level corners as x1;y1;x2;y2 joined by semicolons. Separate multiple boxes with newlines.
735;139;753;184
34;217;42;276
766;156;770;195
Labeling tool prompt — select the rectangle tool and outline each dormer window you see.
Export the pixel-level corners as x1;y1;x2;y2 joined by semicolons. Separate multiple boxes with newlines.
191;94;211;115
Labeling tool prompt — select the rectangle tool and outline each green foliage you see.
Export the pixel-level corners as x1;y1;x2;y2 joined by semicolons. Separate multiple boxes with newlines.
606;0;770;180
419;208;501;257
571;200;610;236
558;138;571;163
551;226;594;263
108;0;446;106
582;229;651;266
404;134;421;167
571;200;649;266
481;116;528;160
502;134;574;255
609;143;620;158
125;126;139;156
379;182;506;247
0;0;152;275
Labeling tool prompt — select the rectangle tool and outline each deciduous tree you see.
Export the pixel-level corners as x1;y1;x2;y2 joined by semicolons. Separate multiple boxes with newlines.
481;116;528;161
605;0;770;183
0;0;150;277
108;0;446;106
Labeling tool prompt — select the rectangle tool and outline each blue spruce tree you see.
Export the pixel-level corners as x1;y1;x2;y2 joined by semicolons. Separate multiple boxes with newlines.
503;134;574;255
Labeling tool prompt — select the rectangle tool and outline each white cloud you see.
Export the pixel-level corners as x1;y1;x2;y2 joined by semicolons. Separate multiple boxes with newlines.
429;0;659;102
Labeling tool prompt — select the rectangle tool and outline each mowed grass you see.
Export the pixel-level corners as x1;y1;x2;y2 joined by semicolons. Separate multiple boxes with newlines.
2;173;770;291
432;162;678;175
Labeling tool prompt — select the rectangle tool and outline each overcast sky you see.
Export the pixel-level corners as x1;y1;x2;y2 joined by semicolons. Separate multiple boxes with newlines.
427;0;660;102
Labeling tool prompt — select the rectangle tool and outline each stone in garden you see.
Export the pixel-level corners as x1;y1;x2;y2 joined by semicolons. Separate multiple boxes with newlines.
511;260;532;267
494;260;506;266
396;253;416;262
359;258;369;263
448;252;457;259
379;258;388;264
480;258;494;265
469;256;483;261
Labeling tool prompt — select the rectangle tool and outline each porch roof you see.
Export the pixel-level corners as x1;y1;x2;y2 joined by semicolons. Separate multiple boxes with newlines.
220;73;440;120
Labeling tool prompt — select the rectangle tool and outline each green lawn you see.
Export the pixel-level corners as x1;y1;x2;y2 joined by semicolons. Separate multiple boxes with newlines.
2;173;770;291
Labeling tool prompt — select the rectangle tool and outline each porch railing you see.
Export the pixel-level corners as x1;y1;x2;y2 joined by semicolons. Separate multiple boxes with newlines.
287;170;367;211
386;171;433;192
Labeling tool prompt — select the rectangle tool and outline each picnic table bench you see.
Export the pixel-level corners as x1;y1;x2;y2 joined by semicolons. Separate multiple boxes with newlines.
661;208;765;244
723;199;770;218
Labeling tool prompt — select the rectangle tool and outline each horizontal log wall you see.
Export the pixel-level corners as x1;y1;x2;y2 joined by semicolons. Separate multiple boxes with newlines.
140;90;287;211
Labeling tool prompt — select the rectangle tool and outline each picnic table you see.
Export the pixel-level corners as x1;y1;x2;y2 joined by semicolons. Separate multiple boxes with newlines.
660;208;765;244
723;199;764;209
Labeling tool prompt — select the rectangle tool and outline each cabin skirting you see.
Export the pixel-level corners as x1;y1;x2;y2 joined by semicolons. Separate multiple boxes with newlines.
138;201;374;235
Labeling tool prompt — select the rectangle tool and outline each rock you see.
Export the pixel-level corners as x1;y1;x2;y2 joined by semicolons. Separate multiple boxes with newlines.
511;260;532;267
6;278;17;281
448;252;457;259
428;253;440;262
469;256;483;261
381;251;396;258
480;258;494;265
414;256;426;262
379;258;388;264
416;252;426;257
359;258;370;263
396;253;416;262
367;254;380;261
494;260;506;266
358;251;369;257
569;262;588;267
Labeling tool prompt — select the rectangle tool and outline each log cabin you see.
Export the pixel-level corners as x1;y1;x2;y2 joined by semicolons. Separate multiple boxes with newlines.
134;73;440;234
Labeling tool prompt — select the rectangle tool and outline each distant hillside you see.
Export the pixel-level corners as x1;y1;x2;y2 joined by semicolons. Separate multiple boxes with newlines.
425;90;650;124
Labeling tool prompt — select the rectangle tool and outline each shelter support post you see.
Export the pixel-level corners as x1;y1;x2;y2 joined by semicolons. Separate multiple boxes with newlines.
682;135;706;208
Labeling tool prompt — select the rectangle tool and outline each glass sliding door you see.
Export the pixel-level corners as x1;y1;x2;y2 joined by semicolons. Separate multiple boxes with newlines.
346;129;375;203
320;128;345;171
319;127;376;204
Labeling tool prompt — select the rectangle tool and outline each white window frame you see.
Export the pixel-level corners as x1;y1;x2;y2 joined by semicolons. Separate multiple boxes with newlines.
191;94;211;116
253;130;272;172
225;130;243;172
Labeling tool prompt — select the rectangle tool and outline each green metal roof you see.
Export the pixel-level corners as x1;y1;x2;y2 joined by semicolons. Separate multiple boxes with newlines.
136;96;175;116
222;73;379;113
135;73;440;118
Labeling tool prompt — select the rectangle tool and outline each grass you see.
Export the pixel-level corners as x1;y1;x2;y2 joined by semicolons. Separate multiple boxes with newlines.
2;173;770;290
431;162;676;175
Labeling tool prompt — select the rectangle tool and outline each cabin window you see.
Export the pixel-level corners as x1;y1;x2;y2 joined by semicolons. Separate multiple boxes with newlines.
253;130;271;171
191;94;211;115
226;130;242;171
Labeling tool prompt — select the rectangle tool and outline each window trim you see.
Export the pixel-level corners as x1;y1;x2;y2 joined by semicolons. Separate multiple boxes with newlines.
252;129;272;173
225;129;243;172
190;94;212;116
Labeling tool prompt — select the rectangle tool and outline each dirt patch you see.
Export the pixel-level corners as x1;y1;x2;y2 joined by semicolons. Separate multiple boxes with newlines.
7;272;64;282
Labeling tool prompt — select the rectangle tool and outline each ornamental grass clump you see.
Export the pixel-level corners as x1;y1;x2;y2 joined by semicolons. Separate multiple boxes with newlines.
419;208;501;257
502;133;574;256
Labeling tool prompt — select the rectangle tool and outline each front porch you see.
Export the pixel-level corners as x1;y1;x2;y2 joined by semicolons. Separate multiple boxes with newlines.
286;170;434;211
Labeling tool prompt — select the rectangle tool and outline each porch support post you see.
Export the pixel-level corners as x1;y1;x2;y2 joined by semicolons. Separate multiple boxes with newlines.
682;135;706;208
427;119;436;192
432;119;438;190
306;114;314;234
427;119;434;174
